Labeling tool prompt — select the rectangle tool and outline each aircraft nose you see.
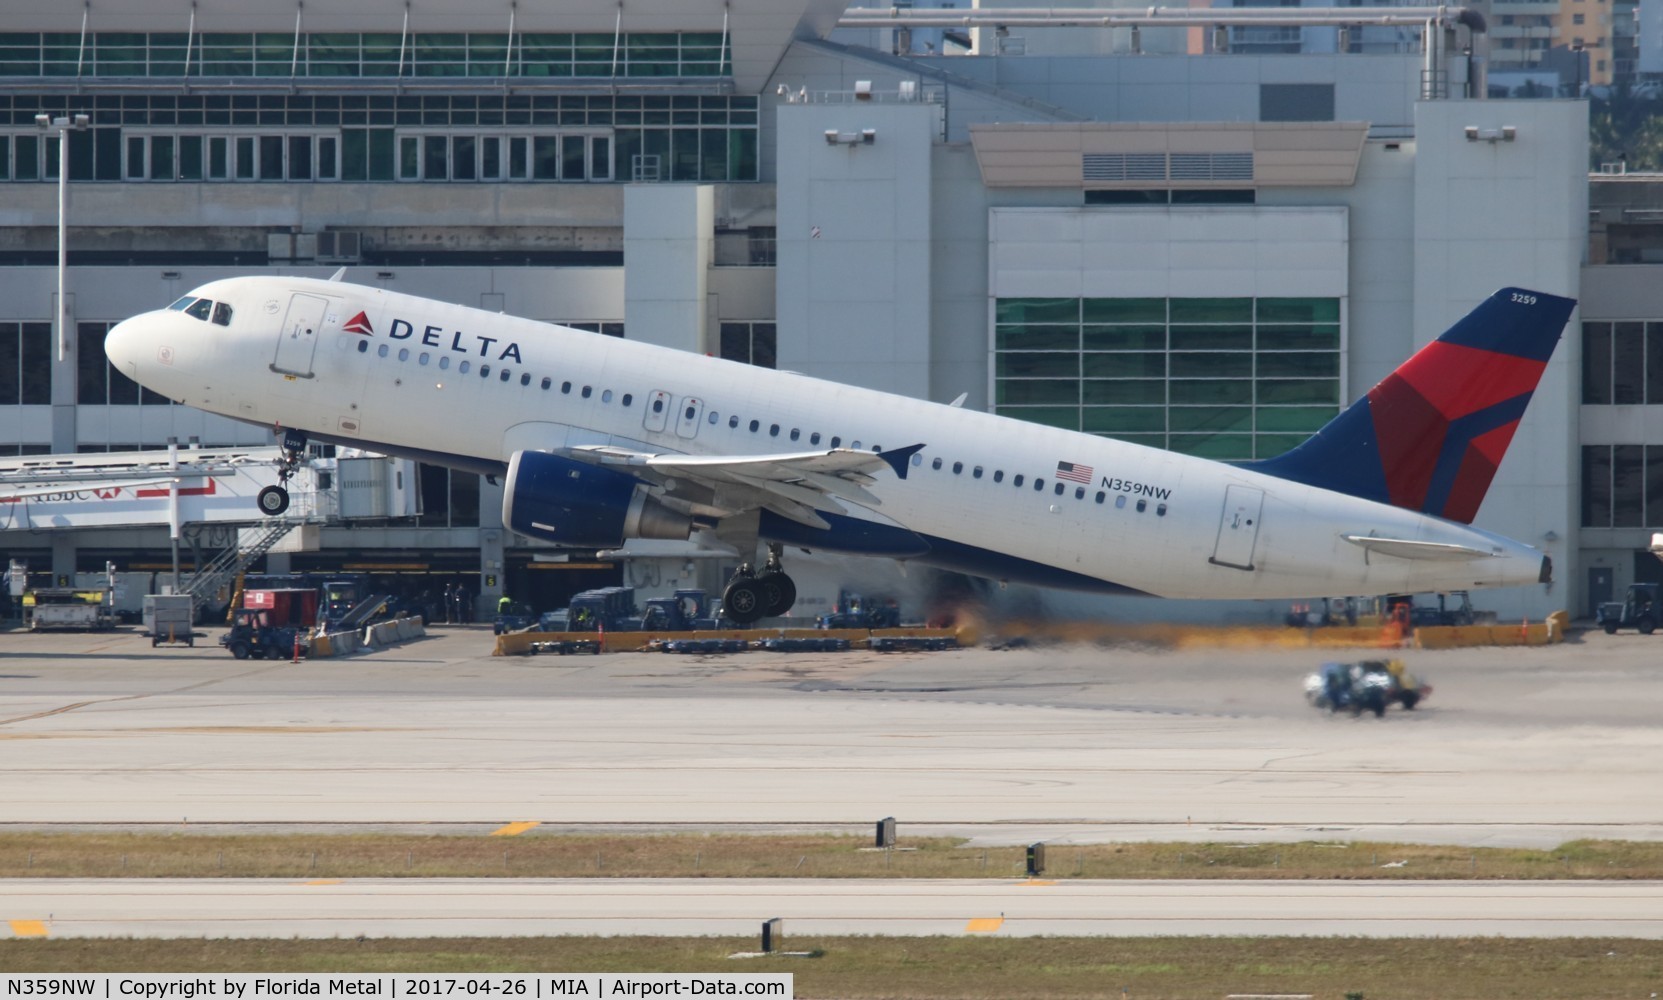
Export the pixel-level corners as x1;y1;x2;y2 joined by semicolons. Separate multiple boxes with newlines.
103;314;147;377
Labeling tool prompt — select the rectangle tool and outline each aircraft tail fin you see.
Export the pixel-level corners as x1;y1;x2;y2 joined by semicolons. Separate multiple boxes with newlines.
1244;287;1575;524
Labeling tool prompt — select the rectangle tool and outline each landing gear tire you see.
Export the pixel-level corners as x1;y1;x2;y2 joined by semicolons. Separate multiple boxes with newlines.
257;485;290;517
755;572;796;618
723;578;767;625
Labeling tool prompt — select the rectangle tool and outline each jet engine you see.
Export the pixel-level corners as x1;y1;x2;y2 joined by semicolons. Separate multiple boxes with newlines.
502;450;691;547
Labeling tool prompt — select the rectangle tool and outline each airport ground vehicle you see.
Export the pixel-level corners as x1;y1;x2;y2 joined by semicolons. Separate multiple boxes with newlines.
493;602;538;635
25;588;115;630
221;608;306;659
1304;659;1431;716
817;590;902;629
1597;582;1662;634
145;594;194;646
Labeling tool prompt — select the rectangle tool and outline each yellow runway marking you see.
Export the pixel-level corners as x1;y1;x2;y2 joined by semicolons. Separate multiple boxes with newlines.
489;821;540;837
303;880;343;886
9;920;49;938
1018;879;1058;886
965;917;1004;933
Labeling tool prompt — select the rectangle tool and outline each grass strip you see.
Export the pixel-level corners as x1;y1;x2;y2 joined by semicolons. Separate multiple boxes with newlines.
5;935;1663;998
2;833;1662;880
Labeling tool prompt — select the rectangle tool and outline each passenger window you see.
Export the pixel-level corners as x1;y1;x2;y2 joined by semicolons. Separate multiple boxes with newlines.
1054;482;1064;496
398;348;410;362
604;389;614;402
790;429;800;441
1115;495;1127;509
211;302;233;326
1095;491;1106;504
852;440;862;449
501;369;513;382
439;356;450;370
769;424;780;437
994;470;1004;483
521;373;532;386
459;360;470;373
873;445;882;452
1157;503;1168;516
1013;474;1024;487
932;457;943;471
953;462;963;475
1075;487;1085;499
830;437;841;448
185;299;213;321
810;432;821;445
377;345;389;358
582;386;592;398
686;405;697;420
419;353;430;365
1035;479;1045;491
749;420;760;432
910;453;922;467
480;365;491;378
729;416;739;429
708;411;718;424
1136;499;1148;512
357;340;368;354
562;382;571;393
653;399;665;413
541;377;551;390
622;393;633;406
973;467;983;479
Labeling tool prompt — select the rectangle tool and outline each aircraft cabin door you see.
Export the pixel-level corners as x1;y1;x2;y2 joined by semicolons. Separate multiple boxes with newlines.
674;397;704;439
273;293;328;377
1209;485;1264;571
643;390;672;433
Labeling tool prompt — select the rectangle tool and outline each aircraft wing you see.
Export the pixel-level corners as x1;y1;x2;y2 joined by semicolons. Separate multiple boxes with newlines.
567;443;923;529
1341;535;1502;561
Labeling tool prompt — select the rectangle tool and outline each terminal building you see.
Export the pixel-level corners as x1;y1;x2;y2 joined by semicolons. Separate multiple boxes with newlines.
0;0;1612;621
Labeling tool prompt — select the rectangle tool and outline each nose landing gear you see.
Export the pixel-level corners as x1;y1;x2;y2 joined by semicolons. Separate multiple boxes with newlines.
722;543;797;625
256;429;307;517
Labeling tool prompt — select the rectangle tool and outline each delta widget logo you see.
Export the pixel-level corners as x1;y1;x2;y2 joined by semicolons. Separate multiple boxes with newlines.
343;311;374;335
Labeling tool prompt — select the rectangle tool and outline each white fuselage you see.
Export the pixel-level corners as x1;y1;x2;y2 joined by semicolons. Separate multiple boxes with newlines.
106;276;1549;600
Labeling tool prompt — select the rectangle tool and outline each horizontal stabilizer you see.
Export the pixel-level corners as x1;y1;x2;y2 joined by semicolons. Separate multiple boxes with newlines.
1342;534;1500;561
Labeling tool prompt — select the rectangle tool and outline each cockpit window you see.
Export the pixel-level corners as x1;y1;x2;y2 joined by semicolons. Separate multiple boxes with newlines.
168;296;196;311
211;302;233;326
184;299;213;321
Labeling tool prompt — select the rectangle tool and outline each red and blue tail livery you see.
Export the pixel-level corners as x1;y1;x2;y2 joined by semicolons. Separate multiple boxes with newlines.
1247;288;1575;525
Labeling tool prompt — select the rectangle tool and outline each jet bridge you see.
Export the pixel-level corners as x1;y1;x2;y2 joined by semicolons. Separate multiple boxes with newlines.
0;446;328;531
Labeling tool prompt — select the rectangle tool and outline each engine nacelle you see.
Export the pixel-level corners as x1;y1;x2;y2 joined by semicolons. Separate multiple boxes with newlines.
503;450;691;547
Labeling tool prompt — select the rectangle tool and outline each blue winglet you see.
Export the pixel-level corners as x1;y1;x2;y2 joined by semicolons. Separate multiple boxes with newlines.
879;443;925;480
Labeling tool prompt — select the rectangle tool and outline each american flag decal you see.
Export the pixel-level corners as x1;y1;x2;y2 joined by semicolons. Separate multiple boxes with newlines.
1056;461;1093;484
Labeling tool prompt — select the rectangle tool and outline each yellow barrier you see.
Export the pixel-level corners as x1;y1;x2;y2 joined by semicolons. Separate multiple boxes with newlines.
1413;617;1565;649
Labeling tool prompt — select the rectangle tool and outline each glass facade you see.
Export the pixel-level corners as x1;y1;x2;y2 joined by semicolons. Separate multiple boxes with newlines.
994;296;1341;460
1581;320;1663;404
0;93;759;183
1581;444;1663;528
0;31;731;80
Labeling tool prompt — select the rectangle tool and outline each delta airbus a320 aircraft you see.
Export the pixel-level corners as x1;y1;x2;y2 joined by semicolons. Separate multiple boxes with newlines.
104;276;1574;623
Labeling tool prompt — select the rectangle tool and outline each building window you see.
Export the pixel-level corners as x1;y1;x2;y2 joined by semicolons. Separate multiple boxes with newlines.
0;321;51;405
993;296;1341;461
416;462;481;527
559;321;624;338
1580;443;1663;527
1581;320;1663;404
719;321;776;368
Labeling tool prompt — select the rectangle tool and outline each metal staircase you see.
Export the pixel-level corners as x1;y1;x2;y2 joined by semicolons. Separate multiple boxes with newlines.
181;519;297;617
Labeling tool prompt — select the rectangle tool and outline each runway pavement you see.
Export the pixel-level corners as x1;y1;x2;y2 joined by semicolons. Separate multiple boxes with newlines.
4;626;1663;848
6;876;1661;939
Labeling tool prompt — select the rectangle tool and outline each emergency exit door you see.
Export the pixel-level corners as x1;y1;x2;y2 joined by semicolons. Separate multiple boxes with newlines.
273;293;328;377
1209;485;1264;571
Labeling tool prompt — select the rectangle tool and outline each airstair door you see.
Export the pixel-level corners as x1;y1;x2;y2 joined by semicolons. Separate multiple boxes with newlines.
674;397;704;439
273;293;328;377
1209;485;1264;571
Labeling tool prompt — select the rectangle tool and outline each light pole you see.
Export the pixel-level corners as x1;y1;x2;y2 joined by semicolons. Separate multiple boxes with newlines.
34;113;88;362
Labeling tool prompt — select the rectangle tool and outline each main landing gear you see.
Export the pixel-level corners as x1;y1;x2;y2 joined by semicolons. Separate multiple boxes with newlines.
256;429;307;517
721;543;796;626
